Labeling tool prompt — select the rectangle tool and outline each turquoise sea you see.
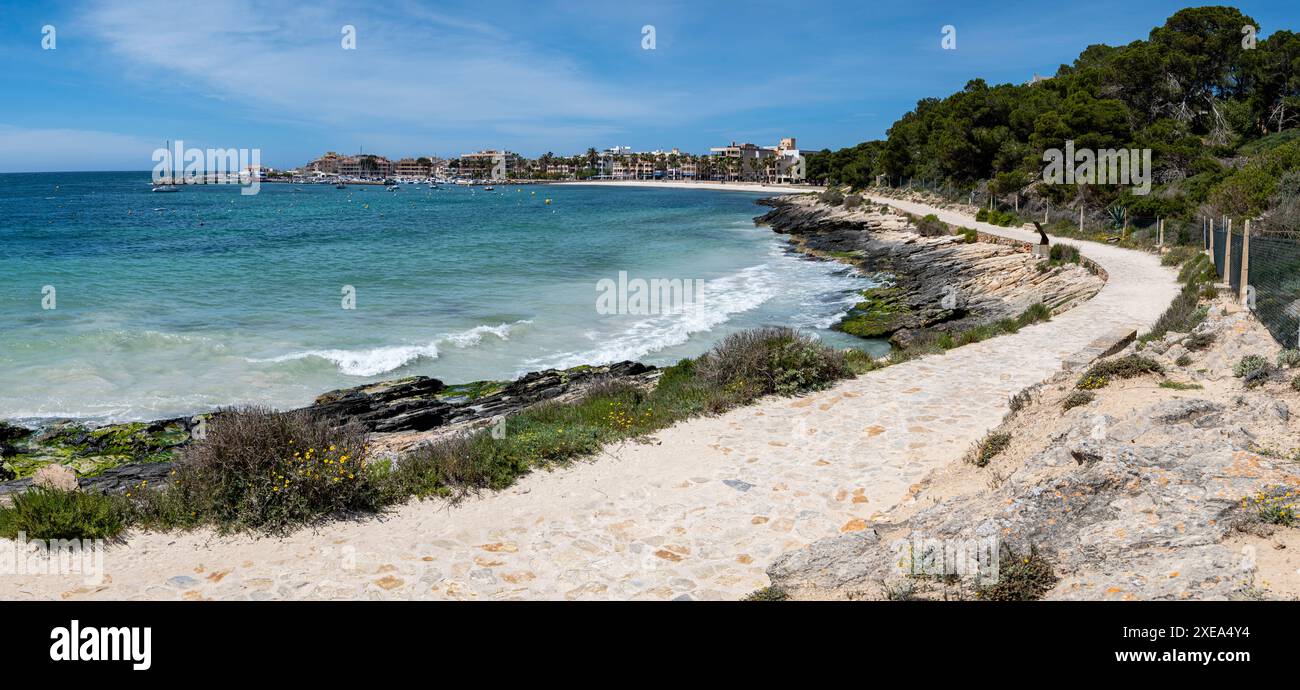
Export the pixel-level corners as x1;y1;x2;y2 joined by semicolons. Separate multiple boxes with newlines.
0;173;883;423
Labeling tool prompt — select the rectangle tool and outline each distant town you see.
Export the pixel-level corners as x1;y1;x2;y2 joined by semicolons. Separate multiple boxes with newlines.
263;137;806;185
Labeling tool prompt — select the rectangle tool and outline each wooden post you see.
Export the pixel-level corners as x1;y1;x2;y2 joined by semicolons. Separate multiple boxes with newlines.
1157;218;1164;247
1240;219;1252;305
1208;217;1215;258
1223;219;1233;287
1079;205;1084;233
1044;201;1049;224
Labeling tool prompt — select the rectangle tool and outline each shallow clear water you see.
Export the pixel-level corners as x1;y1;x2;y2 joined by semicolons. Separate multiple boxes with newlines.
0;173;884;423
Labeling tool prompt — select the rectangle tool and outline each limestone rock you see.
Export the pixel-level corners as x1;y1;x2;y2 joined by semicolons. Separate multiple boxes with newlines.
31;463;78;492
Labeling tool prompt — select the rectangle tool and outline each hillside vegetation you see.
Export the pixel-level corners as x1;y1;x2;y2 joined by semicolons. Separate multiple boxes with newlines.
806;6;1300;234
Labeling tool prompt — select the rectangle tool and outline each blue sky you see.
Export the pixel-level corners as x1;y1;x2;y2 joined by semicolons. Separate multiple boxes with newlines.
0;0;1294;171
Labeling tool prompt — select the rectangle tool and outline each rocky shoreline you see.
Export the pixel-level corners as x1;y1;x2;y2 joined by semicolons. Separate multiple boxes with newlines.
754;194;1104;348
0;361;656;496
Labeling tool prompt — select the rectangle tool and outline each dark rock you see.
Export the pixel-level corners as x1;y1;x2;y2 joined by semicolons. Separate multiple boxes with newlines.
0;421;32;444
723;479;754;492
0;460;175;496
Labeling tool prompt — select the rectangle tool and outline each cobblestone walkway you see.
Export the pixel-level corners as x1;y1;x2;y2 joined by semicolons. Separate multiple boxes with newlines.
4;197;1180;601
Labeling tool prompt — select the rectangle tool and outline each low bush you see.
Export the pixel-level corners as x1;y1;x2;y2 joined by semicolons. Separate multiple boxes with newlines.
960;227;978;243
820;188;845;206
1175;354;1193;367
1159;380;1203;390
0;488;128;540
1049;243;1081;264
1244;488;1297;527
132;407;381;535
1234;355;1271;379
972;431;1011;467
914;213;950;237
1293;373;1300;392
975;545;1058;601
1160;246;1201;266
1142;282;1208;343
1062;390;1095;411
743;586;790;601
1277;349;1300;368
696;327;850;399
1183;331;1215;351
843;194;862;209
1077;355;1163;390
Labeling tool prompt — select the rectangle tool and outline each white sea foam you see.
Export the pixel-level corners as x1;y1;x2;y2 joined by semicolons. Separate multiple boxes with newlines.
522;243;872;371
252;320;530;376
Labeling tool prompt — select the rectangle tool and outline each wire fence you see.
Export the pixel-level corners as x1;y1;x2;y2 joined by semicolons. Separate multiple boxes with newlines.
1210;218;1300;349
886;182;1298;348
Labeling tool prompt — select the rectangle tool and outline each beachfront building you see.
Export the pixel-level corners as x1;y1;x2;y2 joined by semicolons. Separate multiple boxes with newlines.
393;157;434;178
459;150;523;180
708;137;804;183
304;151;395;179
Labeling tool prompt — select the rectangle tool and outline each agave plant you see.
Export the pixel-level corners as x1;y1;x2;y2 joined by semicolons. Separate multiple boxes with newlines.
1106;206;1125;230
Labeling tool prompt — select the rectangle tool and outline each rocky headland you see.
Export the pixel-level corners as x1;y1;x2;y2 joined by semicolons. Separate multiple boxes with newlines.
755;194;1105;348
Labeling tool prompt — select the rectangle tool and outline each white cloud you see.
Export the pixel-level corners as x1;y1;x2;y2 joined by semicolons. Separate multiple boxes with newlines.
77;0;687;153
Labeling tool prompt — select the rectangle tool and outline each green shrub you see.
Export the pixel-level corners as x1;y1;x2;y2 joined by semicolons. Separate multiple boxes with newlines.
1234;355;1271;379
972;431;1011;467
1246;488;1297;527
1078;355;1164;389
1293;373;1300;392
1161;246;1200;266
820;188;845;206
1277;349;1300;368
1062;390;1095;410
915;213;949;237
0;488;128;540
843;194;862;209
975;545;1058;601
696;327;850;399
1183;331;1215;351
743;586;790;601
1159;380;1203;390
975;208;989;222
1049;243;1081;264
1142;282;1208;343
960;227;978;243
1177;253;1217;285
1175;354;1193;367
133;407;381;535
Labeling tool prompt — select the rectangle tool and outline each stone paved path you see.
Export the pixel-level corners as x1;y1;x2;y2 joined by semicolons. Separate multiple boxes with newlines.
2;195;1180;601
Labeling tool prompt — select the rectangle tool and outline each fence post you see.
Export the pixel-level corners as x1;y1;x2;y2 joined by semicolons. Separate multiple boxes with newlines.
1157;217;1163;247
1223;219;1233;287
1208;217;1215;258
1078;205;1084;233
1240;219;1251;306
